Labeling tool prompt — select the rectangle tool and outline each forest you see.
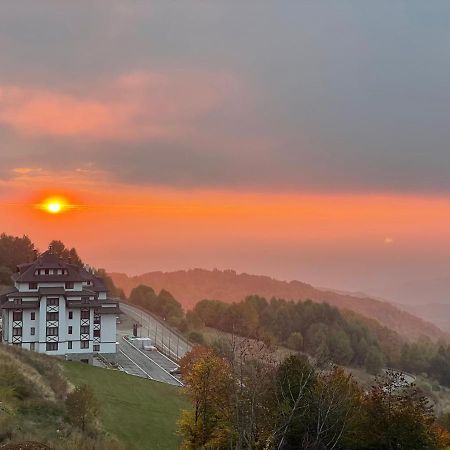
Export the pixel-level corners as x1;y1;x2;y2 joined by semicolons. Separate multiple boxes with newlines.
178;344;450;450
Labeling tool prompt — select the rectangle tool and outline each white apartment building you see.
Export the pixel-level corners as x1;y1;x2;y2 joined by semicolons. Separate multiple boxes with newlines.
0;249;118;362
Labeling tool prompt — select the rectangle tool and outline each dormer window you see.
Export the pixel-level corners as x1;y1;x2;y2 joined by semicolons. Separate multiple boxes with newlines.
29;282;38;290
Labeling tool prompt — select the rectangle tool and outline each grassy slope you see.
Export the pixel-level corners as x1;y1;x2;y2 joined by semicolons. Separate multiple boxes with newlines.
64;362;188;450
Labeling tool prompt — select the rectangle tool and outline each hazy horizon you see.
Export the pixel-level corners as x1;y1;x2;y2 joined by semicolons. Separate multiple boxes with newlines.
2;1;450;298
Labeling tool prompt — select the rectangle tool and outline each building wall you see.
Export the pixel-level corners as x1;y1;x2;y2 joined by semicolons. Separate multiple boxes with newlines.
3;289;117;358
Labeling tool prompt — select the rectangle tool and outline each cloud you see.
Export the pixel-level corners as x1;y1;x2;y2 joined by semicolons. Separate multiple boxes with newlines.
0;69;241;141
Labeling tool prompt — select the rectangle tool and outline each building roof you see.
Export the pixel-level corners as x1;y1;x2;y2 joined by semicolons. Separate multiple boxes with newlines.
0;251;119;312
15;250;86;283
2;301;39;310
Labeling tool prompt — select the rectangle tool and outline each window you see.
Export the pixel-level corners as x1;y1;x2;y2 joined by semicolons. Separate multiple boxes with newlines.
80;341;89;349
29;282;38;290
31;312;35;320
46;312;58;321
68;311;73;319
13;311;22;321
93;344;100;352
30;327;35;336
12;327;22;336
30;342;35;351
93;329;100;338
46;342;58;351
81;309;89;320
68;341;72;350
94;315;101;325
68;326;73;335
13;298;22;305
80;326;89;335
46;327;58;336
65;282;74;289
47;298;59;306
45;269;50;275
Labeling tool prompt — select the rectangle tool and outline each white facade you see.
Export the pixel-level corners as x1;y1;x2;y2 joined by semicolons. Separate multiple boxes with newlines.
1;251;118;360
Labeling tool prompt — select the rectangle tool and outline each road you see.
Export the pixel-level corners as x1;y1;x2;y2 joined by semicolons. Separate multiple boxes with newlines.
115;331;183;386
119;302;192;361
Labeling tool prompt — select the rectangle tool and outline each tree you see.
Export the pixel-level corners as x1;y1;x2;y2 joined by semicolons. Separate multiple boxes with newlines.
310;367;362;450
65;384;99;432
129;284;157;309
365;345;385;375
286;332;303;351
328;327;354;365
0;233;37;272
0;266;13;286
156;289;183;320
273;355;316;449
355;370;448;450
95;268;125;299
188;331;205;345
178;349;233;449
48;240;83;267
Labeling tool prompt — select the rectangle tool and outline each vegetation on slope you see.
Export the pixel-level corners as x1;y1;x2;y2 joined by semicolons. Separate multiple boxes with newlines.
110;268;448;341
178;345;450;450
0;345;120;449
64;362;188;450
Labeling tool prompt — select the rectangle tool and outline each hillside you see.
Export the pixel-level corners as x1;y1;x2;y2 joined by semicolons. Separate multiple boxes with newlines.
64;362;187;449
0;344;120;449
111;269;448;342
0;344;186;449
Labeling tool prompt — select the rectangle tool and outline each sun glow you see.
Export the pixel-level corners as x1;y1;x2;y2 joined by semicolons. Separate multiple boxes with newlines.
38;196;71;215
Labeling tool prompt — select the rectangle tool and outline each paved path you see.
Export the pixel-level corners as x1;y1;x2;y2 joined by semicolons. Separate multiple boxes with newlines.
119;302;192;361
116;333;182;386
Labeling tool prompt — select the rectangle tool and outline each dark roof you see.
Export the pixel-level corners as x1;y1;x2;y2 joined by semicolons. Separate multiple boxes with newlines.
6;291;39;298
99;305;120;314
66;299;118;308
5;287;97;299
13;251;111;287
2;301;39;309
0;287;17;305
15;250;85;283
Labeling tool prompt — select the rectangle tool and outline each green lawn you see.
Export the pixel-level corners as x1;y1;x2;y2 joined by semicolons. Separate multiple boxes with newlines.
64;362;188;450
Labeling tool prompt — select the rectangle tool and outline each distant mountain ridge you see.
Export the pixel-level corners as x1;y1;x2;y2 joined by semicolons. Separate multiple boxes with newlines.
110;268;449;342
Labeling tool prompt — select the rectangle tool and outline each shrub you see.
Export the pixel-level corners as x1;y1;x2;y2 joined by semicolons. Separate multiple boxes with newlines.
188;331;205;345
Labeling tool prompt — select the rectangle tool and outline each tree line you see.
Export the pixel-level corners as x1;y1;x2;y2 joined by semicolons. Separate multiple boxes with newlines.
178;342;450;449
0;233;125;299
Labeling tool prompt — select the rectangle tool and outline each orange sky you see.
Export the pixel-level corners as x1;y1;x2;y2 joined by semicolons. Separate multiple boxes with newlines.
2;176;450;292
2;3;450;295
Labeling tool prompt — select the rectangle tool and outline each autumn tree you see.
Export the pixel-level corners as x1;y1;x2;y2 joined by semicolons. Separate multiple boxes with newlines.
65;384;99;432
354;370;449;450
224;334;277;449
179;348;234;449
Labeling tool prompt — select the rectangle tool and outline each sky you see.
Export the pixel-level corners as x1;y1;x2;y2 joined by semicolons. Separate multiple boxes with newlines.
1;1;450;294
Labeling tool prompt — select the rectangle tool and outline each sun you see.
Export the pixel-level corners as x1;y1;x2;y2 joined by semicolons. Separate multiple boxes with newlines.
38;196;71;215
47;201;63;214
